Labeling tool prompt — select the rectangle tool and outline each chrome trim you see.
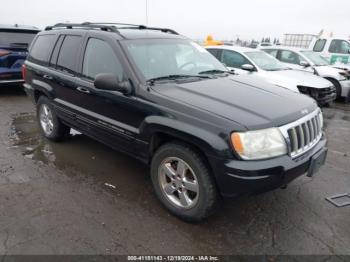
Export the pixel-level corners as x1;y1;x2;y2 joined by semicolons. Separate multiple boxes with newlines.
279;108;323;159
0;79;24;84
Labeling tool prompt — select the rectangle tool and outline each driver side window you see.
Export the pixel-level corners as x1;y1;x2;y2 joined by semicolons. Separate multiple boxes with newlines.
82;38;125;81
221;50;251;69
279;50;302;65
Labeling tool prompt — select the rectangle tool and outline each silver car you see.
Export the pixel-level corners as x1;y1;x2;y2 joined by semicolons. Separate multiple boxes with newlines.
206;46;336;106
261;46;350;99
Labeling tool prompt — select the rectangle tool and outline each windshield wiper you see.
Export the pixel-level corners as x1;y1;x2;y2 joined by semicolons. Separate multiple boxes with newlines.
147;74;211;84
198;69;230;75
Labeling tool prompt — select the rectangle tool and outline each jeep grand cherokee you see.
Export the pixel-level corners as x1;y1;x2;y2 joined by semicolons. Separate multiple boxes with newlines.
23;23;328;222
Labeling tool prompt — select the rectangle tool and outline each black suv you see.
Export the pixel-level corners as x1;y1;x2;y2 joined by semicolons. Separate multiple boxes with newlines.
24;23;328;222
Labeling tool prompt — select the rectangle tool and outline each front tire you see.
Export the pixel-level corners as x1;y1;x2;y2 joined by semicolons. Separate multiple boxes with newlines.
326;78;342;100
150;143;220;222
37;96;70;141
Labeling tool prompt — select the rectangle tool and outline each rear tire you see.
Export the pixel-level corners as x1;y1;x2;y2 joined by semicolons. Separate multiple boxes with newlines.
326;78;341;100
150;142;220;222
37;96;70;141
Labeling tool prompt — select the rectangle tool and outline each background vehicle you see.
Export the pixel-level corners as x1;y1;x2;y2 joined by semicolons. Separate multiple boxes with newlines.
206;45;336;106
262;46;350;99
310;37;350;65
0;24;39;86
24;23;327;222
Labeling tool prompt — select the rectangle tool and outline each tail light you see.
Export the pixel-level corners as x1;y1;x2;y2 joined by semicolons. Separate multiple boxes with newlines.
22;64;27;80
0;49;11;57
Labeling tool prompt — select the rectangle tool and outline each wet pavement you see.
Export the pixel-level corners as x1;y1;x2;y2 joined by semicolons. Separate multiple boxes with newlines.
0;86;350;256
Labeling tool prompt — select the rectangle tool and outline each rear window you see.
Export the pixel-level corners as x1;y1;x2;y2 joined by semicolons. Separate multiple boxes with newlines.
0;30;38;46
313;39;326;52
29;34;56;64
56;35;82;73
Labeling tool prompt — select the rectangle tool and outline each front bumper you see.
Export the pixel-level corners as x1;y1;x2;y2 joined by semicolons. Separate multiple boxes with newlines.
210;136;327;197
340;79;350;98
298;86;336;106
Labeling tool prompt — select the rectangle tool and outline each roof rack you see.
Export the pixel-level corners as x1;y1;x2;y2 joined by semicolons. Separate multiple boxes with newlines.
45;23;119;33
44;22;179;35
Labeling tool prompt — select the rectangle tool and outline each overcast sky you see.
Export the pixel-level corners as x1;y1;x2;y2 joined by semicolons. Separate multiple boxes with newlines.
2;0;349;41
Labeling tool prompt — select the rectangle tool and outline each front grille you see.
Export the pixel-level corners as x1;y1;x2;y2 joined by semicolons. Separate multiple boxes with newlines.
279;109;323;158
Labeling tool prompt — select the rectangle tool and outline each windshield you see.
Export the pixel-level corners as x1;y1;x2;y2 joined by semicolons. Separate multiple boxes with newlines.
124;39;228;81
300;50;330;66
0;30;38;46
245;51;289;71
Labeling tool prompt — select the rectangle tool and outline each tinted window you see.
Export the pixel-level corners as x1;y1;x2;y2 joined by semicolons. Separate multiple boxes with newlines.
279;50;301;65
0;30;38;46
29;34;56;63
207;48;221;59
313;39;326;52
82;38;125;81
263;49;278;57
328;39;350;54
221;50;251;68
50;35;64;66
57;35;82;73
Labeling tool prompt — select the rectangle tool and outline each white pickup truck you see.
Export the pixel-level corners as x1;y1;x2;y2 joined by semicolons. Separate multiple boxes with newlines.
309;37;350;66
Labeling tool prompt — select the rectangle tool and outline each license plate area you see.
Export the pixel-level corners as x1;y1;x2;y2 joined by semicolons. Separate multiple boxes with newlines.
307;148;328;177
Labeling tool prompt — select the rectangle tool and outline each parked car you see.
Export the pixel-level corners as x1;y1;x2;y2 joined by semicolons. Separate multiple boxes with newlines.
24;23;328;222
0;24;39;86
261;46;350;99
206;46;336;106
309;37;350;65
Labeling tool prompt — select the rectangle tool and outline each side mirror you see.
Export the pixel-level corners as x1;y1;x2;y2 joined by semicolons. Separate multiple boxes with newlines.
300;61;310;67
94;73;131;94
241;64;255;71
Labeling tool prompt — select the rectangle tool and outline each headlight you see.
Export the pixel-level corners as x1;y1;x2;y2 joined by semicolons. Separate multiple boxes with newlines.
231;128;287;160
339;71;348;80
319;111;324;129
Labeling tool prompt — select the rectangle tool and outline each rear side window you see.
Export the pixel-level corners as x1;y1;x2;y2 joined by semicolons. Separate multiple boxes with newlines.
207;48;221;59
29;34;56;64
56;35;82;73
82;38;125;81
313;39;326;52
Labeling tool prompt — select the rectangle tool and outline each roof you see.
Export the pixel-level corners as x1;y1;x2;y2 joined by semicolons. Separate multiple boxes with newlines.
0;24;40;31
206;45;259;53
260;45;309;52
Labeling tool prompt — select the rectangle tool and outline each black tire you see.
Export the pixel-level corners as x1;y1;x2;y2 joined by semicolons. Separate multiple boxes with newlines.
36;96;70;141
150;142;220;222
326;78;341;100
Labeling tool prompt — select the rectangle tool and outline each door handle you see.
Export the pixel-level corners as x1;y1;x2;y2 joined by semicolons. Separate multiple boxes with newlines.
43;74;53;80
76;86;91;94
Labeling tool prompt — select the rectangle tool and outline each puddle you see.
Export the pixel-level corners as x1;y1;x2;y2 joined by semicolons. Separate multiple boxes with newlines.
9;112;155;205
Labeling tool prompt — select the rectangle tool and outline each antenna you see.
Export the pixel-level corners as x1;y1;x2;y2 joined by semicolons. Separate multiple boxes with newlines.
146;0;149;26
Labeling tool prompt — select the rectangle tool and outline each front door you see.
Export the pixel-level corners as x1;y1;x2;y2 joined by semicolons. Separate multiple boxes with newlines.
74;36;146;155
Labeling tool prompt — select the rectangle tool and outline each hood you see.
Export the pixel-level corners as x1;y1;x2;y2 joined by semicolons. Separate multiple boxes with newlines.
314;66;346;80
260;69;333;91
151;75;318;130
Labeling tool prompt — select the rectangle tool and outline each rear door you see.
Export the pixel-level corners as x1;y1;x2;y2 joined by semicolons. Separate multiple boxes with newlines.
47;33;85;127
